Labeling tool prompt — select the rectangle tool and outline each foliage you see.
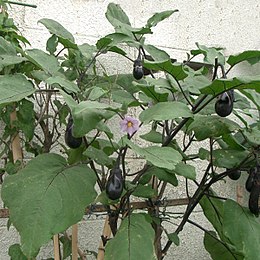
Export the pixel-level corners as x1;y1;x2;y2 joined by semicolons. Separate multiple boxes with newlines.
0;1;259;259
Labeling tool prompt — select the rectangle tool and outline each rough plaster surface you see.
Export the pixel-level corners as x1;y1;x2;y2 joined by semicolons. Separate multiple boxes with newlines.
0;0;259;259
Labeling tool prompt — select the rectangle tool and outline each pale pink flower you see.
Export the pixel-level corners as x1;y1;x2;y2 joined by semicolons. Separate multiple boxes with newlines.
120;116;139;136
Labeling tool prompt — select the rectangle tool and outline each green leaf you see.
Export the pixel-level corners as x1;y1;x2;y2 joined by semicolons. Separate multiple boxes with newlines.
143;59;187;80
132;184;157;198
0;55;27;70
167;232;180;246
204;231;243;260
17;99;35;141
105;3;131;28
243;126;260;145
0;36;16;55
188;115;240;140
200;195;260;259
1;153;97;257
191;43;225;65
70;101;118;136
124;138;182;171
59;235;72;259
0;74;35;105
240;89;260;110
137;84;169;103
173;162;196;180
144;44;170;62
96;37;113;51
146;10;178;28
45;76;79;93
182;74;212;94
139;101;192;123
201;149;249;168
8;244;27;260
25;49;60;75
140;166;178;187
200;75;260;95
83;146;113;167
46;34;58;55
227;50;260;66
200;195;225;240
105;213;156;260
38;18;75;47
140;130;162;144
112;89;139;106
223;199;260;260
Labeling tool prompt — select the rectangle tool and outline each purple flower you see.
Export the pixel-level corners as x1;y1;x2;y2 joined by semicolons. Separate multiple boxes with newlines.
120;116;139;136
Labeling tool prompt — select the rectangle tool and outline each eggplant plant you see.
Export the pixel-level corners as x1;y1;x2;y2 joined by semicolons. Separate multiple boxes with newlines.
0;2;260;260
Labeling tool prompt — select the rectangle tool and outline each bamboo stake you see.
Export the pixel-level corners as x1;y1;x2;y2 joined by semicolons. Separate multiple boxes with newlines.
53;234;60;260
10;110;23;162
97;216;112;260
72;224;78;260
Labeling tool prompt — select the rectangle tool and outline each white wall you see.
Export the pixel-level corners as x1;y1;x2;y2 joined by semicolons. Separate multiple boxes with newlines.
1;0;259;259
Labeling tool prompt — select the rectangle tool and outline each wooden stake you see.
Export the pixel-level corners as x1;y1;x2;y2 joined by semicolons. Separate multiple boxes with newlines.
53;234;60;260
97;216;112;260
10;110;23;162
72;224;78;260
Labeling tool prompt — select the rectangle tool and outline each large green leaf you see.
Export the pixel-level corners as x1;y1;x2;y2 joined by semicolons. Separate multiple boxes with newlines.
0;36;16;55
227;50;260;66
69;100;118;136
106;3;131;27
143;59;187;80
0;74;35;105
200;195;260;259
200;75;260;95
173;162;196;180
146;10;178;28
124;138;182;171
191;43;225;65
104;213;156;260
198;148;249;168
243;126;260;145
25;49;60;75
188;115;240;140
105;3;133;36
204;231;243;260
139;166;178;187
223;199;260;260
0;55;27;70
144;44;170;62
38;18;76;48
139;101;193;123
1;153;97;257
240;89;260;110
45;75;79;93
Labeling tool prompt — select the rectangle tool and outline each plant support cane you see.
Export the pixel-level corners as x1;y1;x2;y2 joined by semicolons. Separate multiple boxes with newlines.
72;224;78;260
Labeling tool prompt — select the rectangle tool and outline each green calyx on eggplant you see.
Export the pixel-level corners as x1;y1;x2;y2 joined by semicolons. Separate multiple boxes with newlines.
227;168;241;180
106;167;124;200
133;55;144;80
65;115;82;149
215;89;234;117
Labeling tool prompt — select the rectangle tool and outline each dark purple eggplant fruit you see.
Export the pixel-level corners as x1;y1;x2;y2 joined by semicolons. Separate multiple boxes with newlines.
248;183;260;216
227;169;241;180
246;167;257;192
65;116;82;149
215;90;234;117
133;57;144;80
106;167;124;200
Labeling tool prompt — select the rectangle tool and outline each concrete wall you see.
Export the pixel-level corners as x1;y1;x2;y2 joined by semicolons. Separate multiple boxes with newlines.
1;0;260;259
